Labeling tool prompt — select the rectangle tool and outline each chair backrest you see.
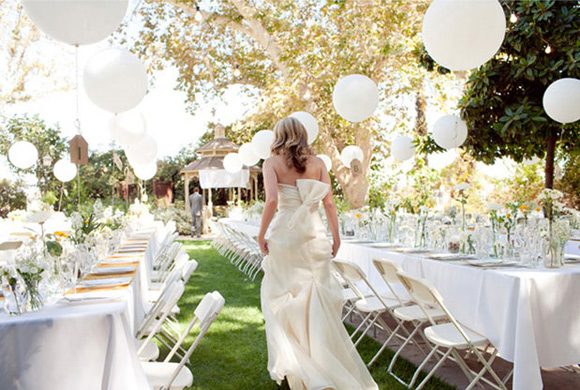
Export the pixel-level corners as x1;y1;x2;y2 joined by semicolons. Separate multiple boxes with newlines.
373;258;401;283
372;258;406;306
163;291;225;389
332;258;365;282
137;280;185;341
396;271;477;344
332;258;396;310
181;259;198;282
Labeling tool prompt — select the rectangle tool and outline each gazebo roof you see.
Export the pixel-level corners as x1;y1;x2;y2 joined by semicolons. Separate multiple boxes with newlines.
182;155;261;173
197;137;239;155
182;124;260;174
182;156;223;172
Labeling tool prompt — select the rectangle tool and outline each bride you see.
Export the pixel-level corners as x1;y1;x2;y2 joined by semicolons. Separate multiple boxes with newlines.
258;117;378;390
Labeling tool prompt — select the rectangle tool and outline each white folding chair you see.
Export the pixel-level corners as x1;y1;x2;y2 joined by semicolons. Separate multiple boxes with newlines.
397;272;508;390
141;291;225;390
137;281;185;362
373;259;445;384
332;258;407;366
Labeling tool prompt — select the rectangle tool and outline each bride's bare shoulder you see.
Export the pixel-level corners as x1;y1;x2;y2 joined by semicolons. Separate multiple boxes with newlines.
264;155;284;166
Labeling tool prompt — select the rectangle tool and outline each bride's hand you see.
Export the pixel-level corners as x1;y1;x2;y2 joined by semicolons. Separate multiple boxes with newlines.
332;238;341;258
258;235;269;256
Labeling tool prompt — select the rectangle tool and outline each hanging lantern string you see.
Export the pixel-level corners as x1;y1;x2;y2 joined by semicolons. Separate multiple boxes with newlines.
74;44;81;135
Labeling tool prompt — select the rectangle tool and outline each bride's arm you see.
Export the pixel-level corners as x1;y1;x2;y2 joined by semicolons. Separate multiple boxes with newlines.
320;162;340;257
258;158;278;255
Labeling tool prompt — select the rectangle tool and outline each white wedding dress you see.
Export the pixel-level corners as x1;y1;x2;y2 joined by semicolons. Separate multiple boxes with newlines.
261;179;378;390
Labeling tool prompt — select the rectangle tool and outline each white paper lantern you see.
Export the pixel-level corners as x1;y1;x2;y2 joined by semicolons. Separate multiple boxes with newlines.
109;110;146;146
53;159;77;182
125;135;157;165
332;74;379;122
542;78;580;124
84;47;147;113
290;111;319;144
8;141;38;169
238;143;260;166
317;154;332;171
340;145;364;166
251;130;274;160
391;135;415;161
22;0;128;46
132;162;157;180
431;115;468;149
422;0;506;71
223;153;243;173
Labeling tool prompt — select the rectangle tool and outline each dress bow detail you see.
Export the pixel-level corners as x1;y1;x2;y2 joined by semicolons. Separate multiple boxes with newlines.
286;180;330;230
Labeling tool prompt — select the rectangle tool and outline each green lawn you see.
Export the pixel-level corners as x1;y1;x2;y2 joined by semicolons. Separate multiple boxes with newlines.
171;241;454;390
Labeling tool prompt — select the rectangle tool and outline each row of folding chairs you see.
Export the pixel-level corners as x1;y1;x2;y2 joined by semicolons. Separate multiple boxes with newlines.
333;258;512;390
127;221;226;389
210;221;263;280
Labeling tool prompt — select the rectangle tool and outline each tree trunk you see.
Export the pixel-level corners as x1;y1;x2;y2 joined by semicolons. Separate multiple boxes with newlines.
545;129;557;189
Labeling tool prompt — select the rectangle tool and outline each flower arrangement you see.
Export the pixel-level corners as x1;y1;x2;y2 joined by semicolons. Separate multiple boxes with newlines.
536;189;571;268
1;241;47;314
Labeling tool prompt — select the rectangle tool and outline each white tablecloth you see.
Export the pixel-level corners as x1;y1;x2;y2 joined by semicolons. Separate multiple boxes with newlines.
0;230;158;390
221;219;580;390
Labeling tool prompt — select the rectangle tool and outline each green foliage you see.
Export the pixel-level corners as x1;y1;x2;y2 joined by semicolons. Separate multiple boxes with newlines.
556;149;580;208
456;1;579;179
0;115;67;196
152;200;191;235
495;161;545;205
157;146;198;202
399;159;440;214
0;179;27;217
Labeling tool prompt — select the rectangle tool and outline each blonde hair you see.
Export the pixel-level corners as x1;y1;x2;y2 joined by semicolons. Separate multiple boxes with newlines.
271;117;313;173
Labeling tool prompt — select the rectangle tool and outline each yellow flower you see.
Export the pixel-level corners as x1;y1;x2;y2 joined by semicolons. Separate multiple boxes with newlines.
54;231;69;239
519;204;529;213
354;213;362;220
506;213;511;219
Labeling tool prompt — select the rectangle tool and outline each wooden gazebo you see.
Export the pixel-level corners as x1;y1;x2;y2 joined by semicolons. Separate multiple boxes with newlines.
181;125;260;216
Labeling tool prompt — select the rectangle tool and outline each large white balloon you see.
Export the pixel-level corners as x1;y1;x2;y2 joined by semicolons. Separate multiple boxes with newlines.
251;130;274;160
8;141;38;169
53;159;77;182
332;74;379;122
542;78;580;124
22;0;128;46
84;47;148;113
431;115;468;149
109;110;146;146
238;143;260;167
317;154;332;171
290;111;319;144
340;145;364;166
422;0;506;71
223;153;243;173
391;135;415;162
125;135;157;165
132;162;157;180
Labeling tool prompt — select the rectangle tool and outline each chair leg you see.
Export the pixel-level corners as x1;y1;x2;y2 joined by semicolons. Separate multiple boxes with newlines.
415;347;453;390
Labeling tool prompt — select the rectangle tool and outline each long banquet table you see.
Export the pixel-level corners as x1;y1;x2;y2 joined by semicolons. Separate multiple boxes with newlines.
0;224;163;390
221;218;580;390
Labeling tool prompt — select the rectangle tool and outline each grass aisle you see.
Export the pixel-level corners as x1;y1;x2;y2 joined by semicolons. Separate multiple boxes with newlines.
175;241;454;390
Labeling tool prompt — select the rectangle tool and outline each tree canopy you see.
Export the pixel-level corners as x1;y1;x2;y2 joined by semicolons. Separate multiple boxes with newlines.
132;0;446;207
458;0;579;188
